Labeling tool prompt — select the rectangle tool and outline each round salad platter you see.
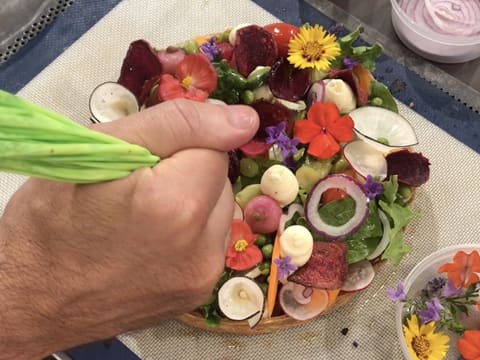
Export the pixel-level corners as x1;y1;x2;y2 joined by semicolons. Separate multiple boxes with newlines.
88;22;430;334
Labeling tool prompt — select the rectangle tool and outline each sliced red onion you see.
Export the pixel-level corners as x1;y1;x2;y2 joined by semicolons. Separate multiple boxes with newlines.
366;209;390;260
399;0;480;37
305;174;370;240
278;203;305;234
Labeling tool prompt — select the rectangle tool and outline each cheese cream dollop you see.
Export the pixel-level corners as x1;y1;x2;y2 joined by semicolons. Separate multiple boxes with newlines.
279;225;314;267
260;164;299;207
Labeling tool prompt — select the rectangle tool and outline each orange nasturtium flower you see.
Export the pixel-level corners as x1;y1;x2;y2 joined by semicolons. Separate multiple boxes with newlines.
158;53;218;102
458;330;480;360
293;102;354;160
225;220;262;271
437;250;480;288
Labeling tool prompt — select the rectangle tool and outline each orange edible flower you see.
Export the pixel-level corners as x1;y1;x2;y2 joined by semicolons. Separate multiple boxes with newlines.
437;250;480;288
158;53;217;102
458;330;480;360
225;219;263;271
293;102;354;160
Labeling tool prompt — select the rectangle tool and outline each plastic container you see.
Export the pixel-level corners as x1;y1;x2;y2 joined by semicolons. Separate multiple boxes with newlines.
395;244;480;359
390;0;480;63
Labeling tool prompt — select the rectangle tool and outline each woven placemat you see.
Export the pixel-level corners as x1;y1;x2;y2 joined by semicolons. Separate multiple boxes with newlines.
1;0;479;359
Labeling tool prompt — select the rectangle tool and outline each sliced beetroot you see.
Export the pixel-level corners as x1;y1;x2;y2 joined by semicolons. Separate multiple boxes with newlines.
118;40;163;100
268;58;312;102
288;241;348;290
251;100;294;138
328;68;368;106
234;25;278;77
217;42;234;61
386;150;430;187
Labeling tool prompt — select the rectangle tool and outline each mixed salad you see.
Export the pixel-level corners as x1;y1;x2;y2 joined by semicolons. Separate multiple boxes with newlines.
89;22;430;329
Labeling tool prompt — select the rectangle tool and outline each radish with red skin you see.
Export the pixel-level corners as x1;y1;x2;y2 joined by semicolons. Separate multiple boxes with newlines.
279;282;329;321
157;48;186;75
244;195;282;234
340;260;375;292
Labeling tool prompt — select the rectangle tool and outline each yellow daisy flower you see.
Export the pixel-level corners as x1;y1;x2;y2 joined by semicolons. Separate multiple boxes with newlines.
287;24;341;72
403;314;450;360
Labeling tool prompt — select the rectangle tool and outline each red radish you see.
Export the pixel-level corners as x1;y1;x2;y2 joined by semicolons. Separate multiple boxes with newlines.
279;281;329;320
239;140;271;157
244;195;282;234
157;48;186;75
292;283;313;305
340;260;375;292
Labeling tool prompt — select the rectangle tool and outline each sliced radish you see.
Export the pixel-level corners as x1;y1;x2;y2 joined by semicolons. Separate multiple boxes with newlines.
218;277;265;327
306;80;326;107
279;281;329;321
340;260;375;292
305;174;369;240
366;209;390;260
349;106;418;153
343;140;388;180
278;203;305;234
292;284;313;305
89;82;139;123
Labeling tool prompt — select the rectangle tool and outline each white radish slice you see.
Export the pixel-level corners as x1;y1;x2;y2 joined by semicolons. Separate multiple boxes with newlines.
292;284;313;305
305;174;369;240
340;260;375;292
217;277;265;326
349;106;418;153
279;281;329;321
233;201;244;220
343;140;388;180
89;82;139;123
366;209;390;260
276;98;306;112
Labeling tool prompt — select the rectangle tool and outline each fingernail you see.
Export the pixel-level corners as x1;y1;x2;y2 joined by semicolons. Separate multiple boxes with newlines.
228;106;256;129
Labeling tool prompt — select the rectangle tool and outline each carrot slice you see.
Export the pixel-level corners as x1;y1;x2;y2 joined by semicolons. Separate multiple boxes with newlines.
266;234;281;318
353;64;373;96
195;35;212;46
326;289;340;307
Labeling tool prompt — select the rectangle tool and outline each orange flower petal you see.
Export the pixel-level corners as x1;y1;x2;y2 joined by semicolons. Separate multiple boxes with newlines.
307;132;340;160
458;330;480;360
438;250;480;288
468;250;480;272
230;219;257;245
176;54;218;94
326;114;354;142
226;245;263;271
307;102;340;128
158;74;186;101
293;118;322;144
184;87;209;102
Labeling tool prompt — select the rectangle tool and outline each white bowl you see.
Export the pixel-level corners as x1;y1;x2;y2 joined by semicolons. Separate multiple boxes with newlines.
395;244;480;359
390;0;480;63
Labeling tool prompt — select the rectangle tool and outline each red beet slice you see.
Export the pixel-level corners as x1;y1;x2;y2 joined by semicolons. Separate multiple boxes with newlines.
386;150;430;187
268;58;312;102
117;40;163;101
235;25;278;77
251;100;294;138
328;68;368;106
287;241;348;290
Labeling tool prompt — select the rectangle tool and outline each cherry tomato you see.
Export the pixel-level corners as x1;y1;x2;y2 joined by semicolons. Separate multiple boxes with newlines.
264;23;299;57
321;188;349;205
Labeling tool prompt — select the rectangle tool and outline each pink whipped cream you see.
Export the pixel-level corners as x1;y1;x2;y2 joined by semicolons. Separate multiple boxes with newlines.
399;0;480;37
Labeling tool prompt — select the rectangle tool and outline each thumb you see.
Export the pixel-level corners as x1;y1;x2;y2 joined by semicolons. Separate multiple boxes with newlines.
91;99;259;157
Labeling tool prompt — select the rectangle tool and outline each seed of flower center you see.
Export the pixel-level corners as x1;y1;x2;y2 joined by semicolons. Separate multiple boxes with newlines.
303;42;325;61
412;335;430;359
181;76;193;89
235;239;248;252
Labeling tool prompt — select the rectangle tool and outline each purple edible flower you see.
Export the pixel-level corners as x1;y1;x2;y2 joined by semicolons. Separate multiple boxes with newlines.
363;175;384;200
274;256;298;281
265;122;299;160
327;23;344;36
386;282;406;301
417;297;443;324
200;36;220;61
342;56;360;70
441;279;464;298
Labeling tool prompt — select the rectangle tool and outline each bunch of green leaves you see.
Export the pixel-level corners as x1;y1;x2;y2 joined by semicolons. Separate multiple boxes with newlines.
0;90;159;183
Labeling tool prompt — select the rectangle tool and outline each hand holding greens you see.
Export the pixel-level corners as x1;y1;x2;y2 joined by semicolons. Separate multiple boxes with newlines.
0;90;159;183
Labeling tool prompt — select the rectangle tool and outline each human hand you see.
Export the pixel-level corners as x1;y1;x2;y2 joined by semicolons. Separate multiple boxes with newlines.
0;99;258;359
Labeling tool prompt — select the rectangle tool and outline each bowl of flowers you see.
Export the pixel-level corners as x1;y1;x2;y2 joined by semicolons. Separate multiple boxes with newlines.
387;245;480;360
88;22;431;334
